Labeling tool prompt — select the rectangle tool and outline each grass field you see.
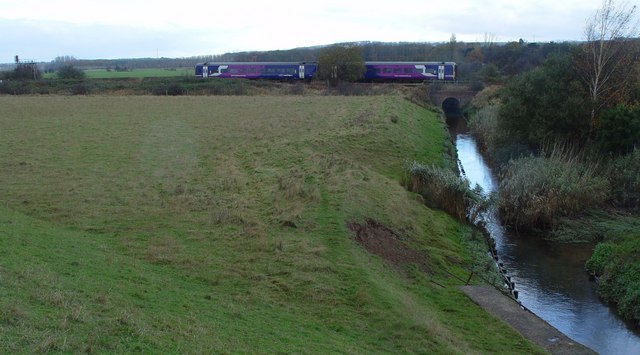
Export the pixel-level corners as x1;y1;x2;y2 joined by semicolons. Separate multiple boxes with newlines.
43;68;193;79
0;95;542;353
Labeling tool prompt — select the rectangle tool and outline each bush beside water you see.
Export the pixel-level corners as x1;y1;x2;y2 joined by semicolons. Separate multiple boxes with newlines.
468;104;499;153
404;161;482;222
586;230;640;322
605;149;640;210
497;145;610;231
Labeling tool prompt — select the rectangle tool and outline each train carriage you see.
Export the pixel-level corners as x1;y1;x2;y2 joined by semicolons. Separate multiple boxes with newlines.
195;62;316;80
363;62;456;81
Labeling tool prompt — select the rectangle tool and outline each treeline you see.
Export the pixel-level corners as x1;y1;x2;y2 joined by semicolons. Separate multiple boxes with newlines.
225;40;577;82
3;39;578;82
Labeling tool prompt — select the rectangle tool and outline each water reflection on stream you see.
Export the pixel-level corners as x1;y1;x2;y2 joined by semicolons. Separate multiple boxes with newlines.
452;122;640;354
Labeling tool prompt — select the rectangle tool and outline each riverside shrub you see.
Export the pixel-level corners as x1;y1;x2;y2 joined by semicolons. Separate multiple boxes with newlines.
596;105;640;155
605;149;640;210
586;235;640;322
469;105;499;153
497;147;610;230
404;162;482;222
496;53;590;152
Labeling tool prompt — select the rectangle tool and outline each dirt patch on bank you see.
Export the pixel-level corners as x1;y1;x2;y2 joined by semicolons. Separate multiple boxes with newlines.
347;218;431;274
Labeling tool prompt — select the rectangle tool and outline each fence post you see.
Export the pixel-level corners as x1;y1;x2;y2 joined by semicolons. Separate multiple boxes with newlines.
465;271;474;285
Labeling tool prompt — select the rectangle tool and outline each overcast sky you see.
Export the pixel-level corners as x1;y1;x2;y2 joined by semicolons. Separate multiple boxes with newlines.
0;0;616;63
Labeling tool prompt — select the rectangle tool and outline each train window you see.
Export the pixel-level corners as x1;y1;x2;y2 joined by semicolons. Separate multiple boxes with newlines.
404;68;413;74
220;68;228;73
230;68;238;74
384;68;393;74
239;68;247;74
393;68;402;74
375;68;382;74
248;68;256;73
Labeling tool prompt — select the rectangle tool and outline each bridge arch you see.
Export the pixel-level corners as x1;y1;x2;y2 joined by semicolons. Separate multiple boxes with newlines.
429;83;479;114
442;97;462;119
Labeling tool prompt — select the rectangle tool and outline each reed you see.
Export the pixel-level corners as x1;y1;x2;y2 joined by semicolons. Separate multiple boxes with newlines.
404;161;481;222
604;149;640;210
468;104;499;153
497;142;610;230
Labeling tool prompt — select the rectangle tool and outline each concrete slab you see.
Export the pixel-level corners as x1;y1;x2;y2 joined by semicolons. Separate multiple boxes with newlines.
460;285;596;355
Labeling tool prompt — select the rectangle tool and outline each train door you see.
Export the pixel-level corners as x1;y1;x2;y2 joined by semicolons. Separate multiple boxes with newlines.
414;65;426;76
299;65;305;79
202;64;208;78
438;65;445;80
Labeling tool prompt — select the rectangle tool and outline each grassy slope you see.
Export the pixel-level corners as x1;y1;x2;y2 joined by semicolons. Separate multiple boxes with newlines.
0;96;541;353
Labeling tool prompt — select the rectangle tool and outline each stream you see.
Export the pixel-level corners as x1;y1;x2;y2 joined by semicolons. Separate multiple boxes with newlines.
451;121;640;354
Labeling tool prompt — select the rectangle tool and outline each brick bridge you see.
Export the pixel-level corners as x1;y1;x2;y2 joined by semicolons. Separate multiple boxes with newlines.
428;83;481;119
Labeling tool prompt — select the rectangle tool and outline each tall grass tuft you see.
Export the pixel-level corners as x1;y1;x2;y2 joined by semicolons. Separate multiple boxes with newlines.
604;149;640;210
468;105;499;153
497;143;610;230
404;161;481;222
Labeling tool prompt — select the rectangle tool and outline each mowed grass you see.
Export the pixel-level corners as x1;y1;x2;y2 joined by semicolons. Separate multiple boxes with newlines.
0;95;542;353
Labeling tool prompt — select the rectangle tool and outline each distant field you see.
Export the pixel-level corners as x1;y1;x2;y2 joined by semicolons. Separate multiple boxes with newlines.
0;95;541;353
86;68;193;78
44;68;193;79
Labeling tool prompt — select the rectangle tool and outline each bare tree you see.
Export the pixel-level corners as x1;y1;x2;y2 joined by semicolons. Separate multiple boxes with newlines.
578;0;639;134
483;32;496;48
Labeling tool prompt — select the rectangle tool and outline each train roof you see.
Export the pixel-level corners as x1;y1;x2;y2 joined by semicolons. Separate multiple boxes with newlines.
196;61;455;66
196;62;316;66
364;61;456;65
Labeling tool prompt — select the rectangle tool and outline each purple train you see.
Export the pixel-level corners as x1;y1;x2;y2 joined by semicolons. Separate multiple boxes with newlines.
364;62;456;81
194;61;456;81
195;62;317;80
